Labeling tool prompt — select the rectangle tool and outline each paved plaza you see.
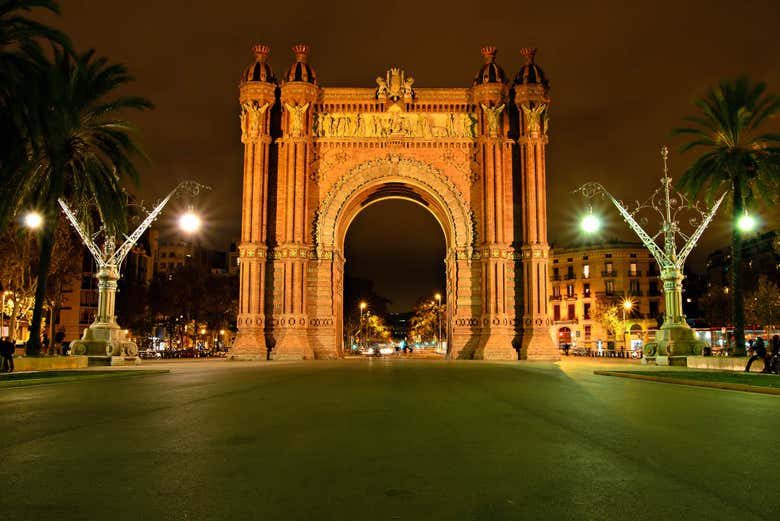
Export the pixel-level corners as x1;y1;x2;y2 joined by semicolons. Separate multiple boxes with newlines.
0;359;777;520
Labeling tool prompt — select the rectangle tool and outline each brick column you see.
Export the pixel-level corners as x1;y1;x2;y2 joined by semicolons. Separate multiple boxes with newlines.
514;48;558;360
233;46;276;357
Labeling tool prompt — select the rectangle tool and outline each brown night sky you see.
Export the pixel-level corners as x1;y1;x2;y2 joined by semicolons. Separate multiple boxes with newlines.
37;0;780;308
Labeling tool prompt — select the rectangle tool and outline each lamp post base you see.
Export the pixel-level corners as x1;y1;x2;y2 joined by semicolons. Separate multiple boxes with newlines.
642;324;706;366
70;323;140;364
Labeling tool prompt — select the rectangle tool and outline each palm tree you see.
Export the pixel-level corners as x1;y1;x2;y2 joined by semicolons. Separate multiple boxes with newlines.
674;77;780;354
0;48;152;354
0;0;71;187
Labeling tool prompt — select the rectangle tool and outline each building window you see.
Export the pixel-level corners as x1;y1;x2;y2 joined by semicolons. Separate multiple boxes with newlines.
605;261;613;273
552;286;561;297
584;325;592;339
567;304;576;320
583;264;590;279
606;280;615;294
552;267;560;280
584;303;591;319
566;284;575;297
566;266;574;279
605;253;612;258
630;280;640;295
583;283;591;297
629;262;637;276
553;305;560;321
630;253;637;258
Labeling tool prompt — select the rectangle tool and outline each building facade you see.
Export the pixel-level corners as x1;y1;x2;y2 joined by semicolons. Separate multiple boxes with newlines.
234;44;558;360
548;242;665;351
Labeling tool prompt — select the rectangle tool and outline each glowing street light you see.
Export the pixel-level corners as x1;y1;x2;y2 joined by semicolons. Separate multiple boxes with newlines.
359;302;367;351
179;210;202;233
434;293;442;354
737;213;757;232
580;212;601;234
24;211;43;229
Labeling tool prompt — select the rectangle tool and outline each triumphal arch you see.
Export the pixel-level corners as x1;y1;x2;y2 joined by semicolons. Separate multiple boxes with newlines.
232;44;558;361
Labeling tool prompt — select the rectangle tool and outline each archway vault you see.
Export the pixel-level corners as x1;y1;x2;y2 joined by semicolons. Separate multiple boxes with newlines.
315;155;474;258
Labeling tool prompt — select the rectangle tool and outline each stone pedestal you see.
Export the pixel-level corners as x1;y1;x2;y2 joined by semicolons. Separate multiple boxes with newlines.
70;322;139;362
642;325;705;366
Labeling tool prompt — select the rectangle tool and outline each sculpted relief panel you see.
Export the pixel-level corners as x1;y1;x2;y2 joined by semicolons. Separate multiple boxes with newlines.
313;111;478;139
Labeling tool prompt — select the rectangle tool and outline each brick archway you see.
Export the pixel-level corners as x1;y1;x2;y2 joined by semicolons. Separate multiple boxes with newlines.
232;44;559;361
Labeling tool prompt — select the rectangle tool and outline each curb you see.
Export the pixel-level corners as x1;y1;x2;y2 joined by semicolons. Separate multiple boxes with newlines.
593;370;780;396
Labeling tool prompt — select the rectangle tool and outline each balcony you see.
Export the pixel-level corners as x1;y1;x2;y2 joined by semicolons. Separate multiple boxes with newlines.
627;290;643;297
565;273;576;280
601;270;617;277
551;274;562;281
550;294;563;301
628;270;642;277
564;293;578;300
552;318;579;325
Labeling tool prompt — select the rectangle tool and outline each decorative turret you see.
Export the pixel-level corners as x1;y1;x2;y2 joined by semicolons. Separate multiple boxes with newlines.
241;44;276;84
514;47;548;89
284;44;317;84
473;46;506;85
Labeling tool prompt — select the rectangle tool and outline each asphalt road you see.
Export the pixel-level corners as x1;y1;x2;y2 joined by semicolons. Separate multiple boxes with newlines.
0;359;776;520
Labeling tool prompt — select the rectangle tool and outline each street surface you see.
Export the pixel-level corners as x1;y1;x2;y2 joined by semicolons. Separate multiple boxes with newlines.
0;359;776;520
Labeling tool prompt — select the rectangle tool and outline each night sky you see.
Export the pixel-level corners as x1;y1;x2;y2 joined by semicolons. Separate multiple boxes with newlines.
38;0;780;308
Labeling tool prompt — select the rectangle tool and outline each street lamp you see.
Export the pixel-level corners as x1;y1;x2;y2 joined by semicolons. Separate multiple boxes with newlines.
574;146;725;364
359;301;367;351
179;209;202;233
61;180;209;360
434;293;442;354
737;212;757;233
622;299;633;351
23;211;43;230
580;212;601;234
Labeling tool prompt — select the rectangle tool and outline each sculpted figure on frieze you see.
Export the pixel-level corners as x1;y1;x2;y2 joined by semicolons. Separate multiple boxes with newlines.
480;103;505;138
240;101;269;143
521;103;547;136
284;102;310;137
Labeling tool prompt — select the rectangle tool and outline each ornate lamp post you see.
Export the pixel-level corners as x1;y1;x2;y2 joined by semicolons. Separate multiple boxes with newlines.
574;147;725;365
434;293;442;354
359;301;367;352
61;181;208;362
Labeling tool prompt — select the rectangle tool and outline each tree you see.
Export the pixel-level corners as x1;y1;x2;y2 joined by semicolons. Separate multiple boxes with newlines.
409;298;446;344
0;1;71;178
591;299;621;339
674;77;780;354
745;275;780;331
0;48;152;355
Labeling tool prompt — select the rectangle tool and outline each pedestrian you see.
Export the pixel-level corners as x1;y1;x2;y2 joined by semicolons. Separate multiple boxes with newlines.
55;329;65;355
42;333;50;355
745;336;768;372
771;335;780;357
1;336;14;373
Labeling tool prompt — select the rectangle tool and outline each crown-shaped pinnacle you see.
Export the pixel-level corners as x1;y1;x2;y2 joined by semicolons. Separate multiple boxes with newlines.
520;47;537;64
292;44;310;63
481;46;497;64
252;44;271;62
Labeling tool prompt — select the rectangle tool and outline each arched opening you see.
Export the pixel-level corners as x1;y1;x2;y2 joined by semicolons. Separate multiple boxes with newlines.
343;198;446;355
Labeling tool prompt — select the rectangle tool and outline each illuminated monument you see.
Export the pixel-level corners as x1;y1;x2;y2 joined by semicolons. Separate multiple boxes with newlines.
233;44;558;361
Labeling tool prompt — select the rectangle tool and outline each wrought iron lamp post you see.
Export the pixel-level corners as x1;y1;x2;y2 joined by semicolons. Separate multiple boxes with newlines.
61;181;208;362
574;147;725;365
